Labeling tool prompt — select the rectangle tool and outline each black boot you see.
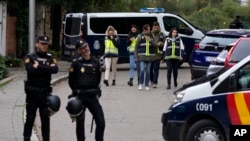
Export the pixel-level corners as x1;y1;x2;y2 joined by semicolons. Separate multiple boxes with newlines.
127;78;133;86
112;80;116;86
24;137;30;141
166;85;171;89
174;81;178;87
103;80;109;86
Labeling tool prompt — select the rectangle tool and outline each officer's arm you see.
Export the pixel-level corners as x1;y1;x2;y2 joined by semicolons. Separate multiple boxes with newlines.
24;55;41;74
68;62;77;90
111;36;120;48
134;35;141;58
97;61;102;85
38;57;58;74
162;40;168;60
149;38;158;49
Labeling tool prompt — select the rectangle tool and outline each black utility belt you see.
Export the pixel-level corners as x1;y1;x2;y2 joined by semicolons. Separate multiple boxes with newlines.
25;85;52;93
73;89;99;96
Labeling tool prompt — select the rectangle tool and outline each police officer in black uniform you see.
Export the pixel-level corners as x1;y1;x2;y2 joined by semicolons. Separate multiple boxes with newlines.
23;35;59;141
68;39;105;141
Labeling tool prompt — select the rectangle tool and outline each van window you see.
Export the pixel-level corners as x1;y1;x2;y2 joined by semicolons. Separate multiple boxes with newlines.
163;16;193;35
65;17;81;35
90;17;157;34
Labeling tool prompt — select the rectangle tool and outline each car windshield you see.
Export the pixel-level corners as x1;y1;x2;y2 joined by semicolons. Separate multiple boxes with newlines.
200;35;240;46
229;40;250;62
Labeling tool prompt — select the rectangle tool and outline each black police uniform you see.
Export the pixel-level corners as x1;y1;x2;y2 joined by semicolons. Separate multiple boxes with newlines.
68;54;105;141
23;38;58;141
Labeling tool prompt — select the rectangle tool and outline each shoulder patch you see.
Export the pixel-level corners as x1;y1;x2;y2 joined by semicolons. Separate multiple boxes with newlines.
69;67;74;73
24;57;30;63
53;59;57;63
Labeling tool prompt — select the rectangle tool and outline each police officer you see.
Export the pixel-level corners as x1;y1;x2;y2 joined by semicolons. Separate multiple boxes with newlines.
163;28;184;89
229;15;243;29
23;35;59;141
150;21;166;88
68;39;105;141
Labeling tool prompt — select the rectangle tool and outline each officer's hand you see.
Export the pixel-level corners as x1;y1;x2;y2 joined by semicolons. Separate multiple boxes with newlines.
130;37;135;41
33;61;39;69
68;94;74;99
50;63;56;67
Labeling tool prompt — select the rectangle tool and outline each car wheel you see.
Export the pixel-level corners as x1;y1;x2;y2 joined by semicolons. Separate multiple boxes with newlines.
187;119;225;141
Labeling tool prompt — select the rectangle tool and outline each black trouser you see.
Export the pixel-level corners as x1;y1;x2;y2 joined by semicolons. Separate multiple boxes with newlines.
76;94;105;141
23;91;50;141
166;59;180;85
150;60;161;84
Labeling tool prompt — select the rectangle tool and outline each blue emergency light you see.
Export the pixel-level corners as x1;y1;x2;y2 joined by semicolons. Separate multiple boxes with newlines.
139;7;165;13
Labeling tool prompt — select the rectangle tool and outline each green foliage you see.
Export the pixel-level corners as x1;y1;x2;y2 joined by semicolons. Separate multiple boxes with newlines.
5;57;22;67
187;6;230;31
0;55;7;80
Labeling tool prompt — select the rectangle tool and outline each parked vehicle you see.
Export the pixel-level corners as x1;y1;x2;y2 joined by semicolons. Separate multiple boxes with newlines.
162;54;250;141
225;37;250;68
190;29;250;80
206;43;235;76
61;8;205;63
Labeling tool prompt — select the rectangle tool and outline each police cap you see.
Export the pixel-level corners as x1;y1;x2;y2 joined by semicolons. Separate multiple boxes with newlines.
75;39;88;49
36;35;49;44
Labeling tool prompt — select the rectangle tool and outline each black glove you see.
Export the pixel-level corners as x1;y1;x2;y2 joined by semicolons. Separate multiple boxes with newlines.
68;93;74;99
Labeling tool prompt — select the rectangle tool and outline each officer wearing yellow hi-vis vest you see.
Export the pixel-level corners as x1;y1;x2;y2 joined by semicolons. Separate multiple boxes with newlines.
127;24;140;86
134;24;158;91
103;26;120;86
163;28;184;89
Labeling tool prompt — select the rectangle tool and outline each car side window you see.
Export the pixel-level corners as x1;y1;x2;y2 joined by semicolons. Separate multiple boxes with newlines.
237;64;250;90
163;16;193;35
213;62;250;94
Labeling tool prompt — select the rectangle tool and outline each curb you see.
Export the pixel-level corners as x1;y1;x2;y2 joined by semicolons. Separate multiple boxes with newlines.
0;74;16;87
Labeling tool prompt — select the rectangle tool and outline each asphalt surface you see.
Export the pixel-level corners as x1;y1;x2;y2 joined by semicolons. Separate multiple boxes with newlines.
0;60;191;141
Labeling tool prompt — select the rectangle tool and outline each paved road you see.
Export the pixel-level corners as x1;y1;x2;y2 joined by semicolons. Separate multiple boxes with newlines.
48;63;191;141
0;61;191;141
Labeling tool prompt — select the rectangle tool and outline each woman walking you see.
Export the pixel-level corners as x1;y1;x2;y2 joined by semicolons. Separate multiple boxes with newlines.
163;28;184;89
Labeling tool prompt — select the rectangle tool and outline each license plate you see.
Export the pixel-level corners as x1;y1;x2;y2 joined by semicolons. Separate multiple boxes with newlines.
206;56;216;62
64;51;71;55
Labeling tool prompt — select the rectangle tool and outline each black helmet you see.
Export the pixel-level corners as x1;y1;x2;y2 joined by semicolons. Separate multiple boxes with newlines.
99;55;106;70
66;97;85;117
45;94;61;117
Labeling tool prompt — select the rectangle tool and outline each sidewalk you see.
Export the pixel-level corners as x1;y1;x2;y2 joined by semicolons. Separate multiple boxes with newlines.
0;60;70;141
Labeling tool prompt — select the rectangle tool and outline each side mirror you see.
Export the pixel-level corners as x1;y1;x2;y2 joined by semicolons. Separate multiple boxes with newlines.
185;27;193;35
229;73;236;91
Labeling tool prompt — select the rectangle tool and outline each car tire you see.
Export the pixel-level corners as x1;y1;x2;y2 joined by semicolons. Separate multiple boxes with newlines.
187;119;225;141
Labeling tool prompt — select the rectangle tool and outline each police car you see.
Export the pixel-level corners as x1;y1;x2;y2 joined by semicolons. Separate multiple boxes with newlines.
162;54;250;141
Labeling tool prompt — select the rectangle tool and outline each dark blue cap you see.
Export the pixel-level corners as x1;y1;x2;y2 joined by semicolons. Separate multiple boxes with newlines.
75;39;88;49
37;35;49;44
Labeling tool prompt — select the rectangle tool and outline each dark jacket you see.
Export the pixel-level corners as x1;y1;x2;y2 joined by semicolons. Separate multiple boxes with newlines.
24;50;58;88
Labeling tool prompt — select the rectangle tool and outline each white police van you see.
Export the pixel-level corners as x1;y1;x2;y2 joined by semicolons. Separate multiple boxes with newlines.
61;8;205;63
162;54;250;141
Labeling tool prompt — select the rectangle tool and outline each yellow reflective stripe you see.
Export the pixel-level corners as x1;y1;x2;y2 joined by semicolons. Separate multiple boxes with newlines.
145;40;149;56
234;92;250;124
171;42;175;57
